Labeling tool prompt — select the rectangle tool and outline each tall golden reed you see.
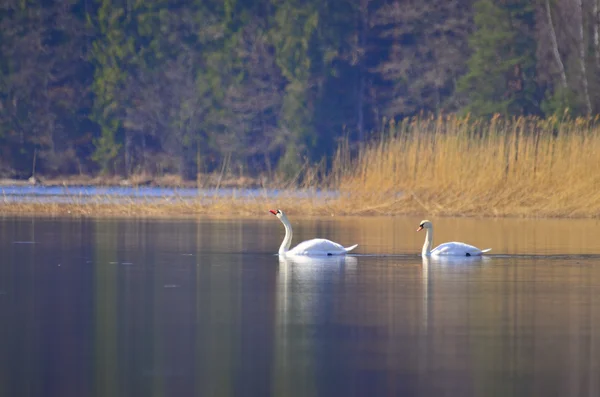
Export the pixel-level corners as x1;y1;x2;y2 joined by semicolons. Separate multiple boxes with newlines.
332;114;600;217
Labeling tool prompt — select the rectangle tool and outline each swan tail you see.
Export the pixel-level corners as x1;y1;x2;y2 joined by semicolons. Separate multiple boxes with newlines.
344;244;358;253
481;248;492;253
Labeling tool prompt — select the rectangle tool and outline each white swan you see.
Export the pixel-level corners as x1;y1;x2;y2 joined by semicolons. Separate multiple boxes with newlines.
270;209;358;256
417;220;491;257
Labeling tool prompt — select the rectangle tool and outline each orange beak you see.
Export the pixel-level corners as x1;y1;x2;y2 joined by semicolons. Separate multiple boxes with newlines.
269;209;277;215
417;226;423;232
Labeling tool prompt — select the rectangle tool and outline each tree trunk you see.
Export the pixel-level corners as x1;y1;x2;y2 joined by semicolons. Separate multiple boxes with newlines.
357;71;365;143
594;0;600;70
545;0;568;89
356;0;369;143
125;131;132;177
577;0;593;114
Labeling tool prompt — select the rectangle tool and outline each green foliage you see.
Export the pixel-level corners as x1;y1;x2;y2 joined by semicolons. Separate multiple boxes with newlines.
1;0;599;181
89;0;132;173
91;125;121;173
458;0;540;117
268;1;320;173
540;87;580;118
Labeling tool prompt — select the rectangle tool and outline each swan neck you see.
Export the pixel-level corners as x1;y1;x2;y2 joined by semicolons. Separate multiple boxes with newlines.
422;227;433;256
279;216;293;254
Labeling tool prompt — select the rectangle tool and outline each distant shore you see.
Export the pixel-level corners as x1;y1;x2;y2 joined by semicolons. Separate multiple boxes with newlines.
1;186;599;219
0;172;266;189
0;175;337;218
3;116;600;219
0;190;340;218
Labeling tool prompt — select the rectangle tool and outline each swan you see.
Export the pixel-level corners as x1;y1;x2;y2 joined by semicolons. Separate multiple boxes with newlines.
269;209;358;256
417;220;491;257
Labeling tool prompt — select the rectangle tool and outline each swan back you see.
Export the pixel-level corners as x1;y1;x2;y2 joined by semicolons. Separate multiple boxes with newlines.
431;242;489;256
287;238;356;256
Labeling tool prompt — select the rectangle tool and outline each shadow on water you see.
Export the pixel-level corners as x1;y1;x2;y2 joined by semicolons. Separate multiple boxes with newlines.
0;216;599;397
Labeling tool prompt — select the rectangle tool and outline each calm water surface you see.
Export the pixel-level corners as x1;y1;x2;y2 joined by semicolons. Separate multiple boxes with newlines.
0;185;337;203
1;215;600;397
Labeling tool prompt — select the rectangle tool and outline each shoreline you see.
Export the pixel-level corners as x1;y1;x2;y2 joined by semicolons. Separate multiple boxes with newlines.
0;173;267;189
1;195;599;219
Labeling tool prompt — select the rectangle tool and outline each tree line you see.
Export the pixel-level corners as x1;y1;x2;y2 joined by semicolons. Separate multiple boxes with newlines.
0;0;598;181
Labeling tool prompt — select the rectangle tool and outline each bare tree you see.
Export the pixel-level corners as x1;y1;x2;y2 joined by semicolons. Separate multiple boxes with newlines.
356;0;371;143
576;0;592;114
594;0;600;70
545;0;568;90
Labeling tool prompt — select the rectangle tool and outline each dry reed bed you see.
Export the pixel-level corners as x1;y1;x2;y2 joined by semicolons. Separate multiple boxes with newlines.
2;115;600;218
334;115;600;217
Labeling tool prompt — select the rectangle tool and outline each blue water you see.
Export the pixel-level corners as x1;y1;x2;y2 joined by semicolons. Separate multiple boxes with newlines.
2;216;600;397
0;185;337;203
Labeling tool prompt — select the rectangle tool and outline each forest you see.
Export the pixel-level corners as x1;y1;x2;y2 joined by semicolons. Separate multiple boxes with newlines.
1;0;599;182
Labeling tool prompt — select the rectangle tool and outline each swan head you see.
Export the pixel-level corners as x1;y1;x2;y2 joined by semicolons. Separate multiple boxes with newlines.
270;209;292;253
417;220;432;232
269;209;285;220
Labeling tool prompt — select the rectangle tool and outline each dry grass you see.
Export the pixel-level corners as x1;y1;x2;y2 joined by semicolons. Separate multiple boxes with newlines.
2;115;600;218
333;114;600;217
0;191;340;218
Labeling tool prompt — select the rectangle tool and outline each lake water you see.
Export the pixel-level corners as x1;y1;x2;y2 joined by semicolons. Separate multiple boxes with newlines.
1;215;600;397
0;185;337;203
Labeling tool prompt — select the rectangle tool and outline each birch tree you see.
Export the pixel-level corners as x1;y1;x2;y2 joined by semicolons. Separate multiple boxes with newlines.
576;0;592;114
545;0;568;90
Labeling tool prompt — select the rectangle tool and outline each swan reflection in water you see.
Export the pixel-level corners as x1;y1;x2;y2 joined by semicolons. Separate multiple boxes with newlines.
275;254;358;322
421;254;492;267
273;254;359;396
420;254;492;332
278;254;358;267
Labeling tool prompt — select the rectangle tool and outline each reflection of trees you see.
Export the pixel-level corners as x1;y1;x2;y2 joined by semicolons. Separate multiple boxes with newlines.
89;218;277;397
93;220;119;397
0;218;39;395
1;218;98;396
193;221;280;396
193;219;239;397
419;255;600;396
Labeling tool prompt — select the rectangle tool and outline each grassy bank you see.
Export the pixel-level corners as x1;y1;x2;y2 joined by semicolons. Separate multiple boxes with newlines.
2;115;600;218
0;193;340;218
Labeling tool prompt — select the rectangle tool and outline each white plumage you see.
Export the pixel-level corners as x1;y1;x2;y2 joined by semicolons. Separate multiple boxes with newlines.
270;209;358;256
417;220;491;257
